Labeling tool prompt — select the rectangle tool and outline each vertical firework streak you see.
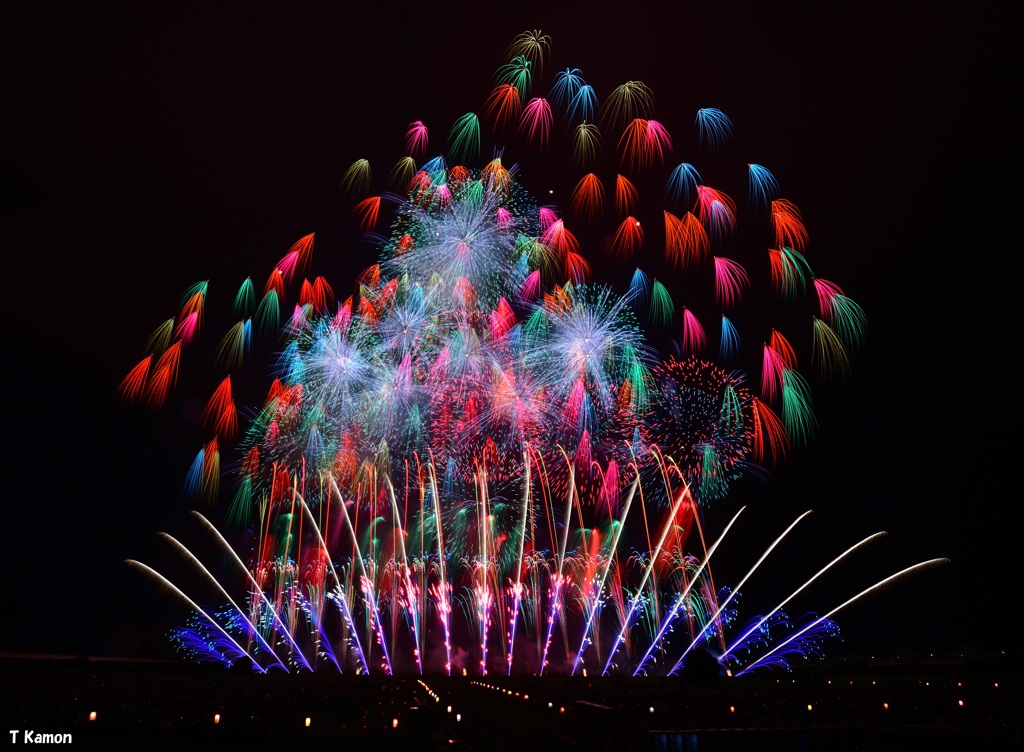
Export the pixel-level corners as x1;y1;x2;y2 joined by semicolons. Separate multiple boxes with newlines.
601;483;694;676
120;30;947;675
473;466;492;675
631;505;746;676
291;501;370;674
570;476;638;675
327;476;393;674
425;459;454;674
539;460;576;676
506;451;531;675
383;475;424;674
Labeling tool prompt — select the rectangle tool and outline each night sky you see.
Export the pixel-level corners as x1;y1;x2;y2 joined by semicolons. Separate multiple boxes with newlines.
2;2;1014;665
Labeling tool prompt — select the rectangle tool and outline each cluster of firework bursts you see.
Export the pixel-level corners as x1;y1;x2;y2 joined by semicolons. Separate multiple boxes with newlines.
122;31;946;676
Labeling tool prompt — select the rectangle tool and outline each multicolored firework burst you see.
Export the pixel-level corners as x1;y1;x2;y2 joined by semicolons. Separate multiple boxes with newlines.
121;30;946;677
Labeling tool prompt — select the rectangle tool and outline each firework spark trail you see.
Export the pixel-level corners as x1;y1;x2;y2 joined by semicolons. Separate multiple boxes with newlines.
293;500;369;674
383;475;424;674
423;459;454;675
305;591;342;673
190;511;314;671
156;532;290;672
717;531;888;664
507;451;532;675
125;560;267;673
570;475;638;675
539;462;577;676
601;486;696;676
662;510;815;675
732;559;951;677
631;505;746;676
474;467;493;675
327;477;394;675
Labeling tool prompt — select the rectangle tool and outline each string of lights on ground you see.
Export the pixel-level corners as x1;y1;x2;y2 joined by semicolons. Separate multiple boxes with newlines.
3;654;1017;751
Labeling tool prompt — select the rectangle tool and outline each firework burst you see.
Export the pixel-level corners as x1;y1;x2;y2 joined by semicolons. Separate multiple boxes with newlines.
121;31;944;677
